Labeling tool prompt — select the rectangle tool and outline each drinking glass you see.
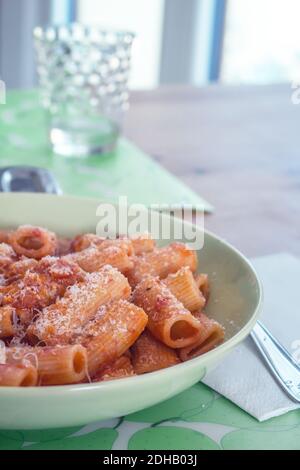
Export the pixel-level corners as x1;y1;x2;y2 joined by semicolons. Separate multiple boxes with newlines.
33;24;134;157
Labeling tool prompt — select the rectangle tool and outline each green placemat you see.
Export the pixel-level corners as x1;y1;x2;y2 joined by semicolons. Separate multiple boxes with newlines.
1;383;300;450
0;90;213;211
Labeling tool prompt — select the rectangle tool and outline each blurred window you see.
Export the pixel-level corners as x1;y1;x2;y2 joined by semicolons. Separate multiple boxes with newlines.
78;0;165;89
222;0;300;83
1;0;299;89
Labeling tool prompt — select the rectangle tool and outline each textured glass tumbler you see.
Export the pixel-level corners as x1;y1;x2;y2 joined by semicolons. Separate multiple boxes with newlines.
33;24;134;157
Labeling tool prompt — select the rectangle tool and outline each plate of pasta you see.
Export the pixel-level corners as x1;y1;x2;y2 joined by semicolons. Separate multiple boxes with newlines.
0;193;262;429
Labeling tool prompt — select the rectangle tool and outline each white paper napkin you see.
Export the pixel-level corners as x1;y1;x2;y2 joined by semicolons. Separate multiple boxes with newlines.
203;252;300;421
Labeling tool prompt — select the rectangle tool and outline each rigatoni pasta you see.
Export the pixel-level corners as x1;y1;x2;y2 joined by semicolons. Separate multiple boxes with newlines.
194;273;210;300
179;312;225;361
128;242;197;287
1;257;85;326
9;225;57;259
164;267;206;312
93;355;135;382
131;330;180;374
71;232;154;256
28;265;131;345
71;234;134;257
0;224;224;387
0;306;16;338
6;258;38;281
76;299;148;375
128;233;155;255
65;244;133;274
0;243;17;274
0;230;10;245
6;345;87;385
132;276;202;348
71;233;104;252
0;363;38;387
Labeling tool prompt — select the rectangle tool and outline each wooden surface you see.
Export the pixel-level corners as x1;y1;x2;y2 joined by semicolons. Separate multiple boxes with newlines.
125;84;300;258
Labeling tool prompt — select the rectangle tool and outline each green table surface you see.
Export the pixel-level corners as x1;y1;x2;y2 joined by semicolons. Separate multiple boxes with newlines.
0;90;213;211
0;91;299;450
1;383;300;450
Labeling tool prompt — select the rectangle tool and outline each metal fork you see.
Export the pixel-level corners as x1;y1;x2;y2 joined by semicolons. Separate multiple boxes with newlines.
251;321;300;403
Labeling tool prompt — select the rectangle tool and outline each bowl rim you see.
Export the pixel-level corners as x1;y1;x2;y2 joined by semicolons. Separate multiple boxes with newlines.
0;192;263;396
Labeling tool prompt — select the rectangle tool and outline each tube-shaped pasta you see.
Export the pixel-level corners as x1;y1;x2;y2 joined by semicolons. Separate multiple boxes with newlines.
131;330;180;374
71;232;154;257
28;265;131;345
6;344;87;385
71;233;105;252
132;276;202;348
194;274;210;300
97;238;134;256
128;243;197;287
0;363;37;386
0;243;17;274
6;258;38;282
65;244;133;274
56;237;72;256
0;306;16;338
71;234;134;256
2;257;85;325
128;233;155;255
9;225;57;259
164;267;206;312
0;230;10;244
76;299;148;375
93;355;135;382
179;312;225;361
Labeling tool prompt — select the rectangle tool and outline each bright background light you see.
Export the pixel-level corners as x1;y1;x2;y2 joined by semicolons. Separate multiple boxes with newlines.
222;0;300;83
78;0;165;89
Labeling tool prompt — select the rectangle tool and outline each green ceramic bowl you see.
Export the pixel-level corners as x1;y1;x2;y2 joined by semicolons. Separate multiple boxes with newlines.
0;193;262;429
